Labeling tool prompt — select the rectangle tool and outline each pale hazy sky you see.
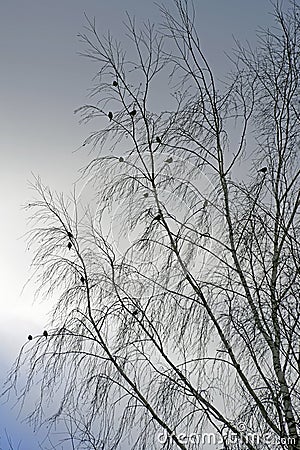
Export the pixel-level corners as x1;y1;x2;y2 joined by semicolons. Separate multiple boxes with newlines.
0;1;274;448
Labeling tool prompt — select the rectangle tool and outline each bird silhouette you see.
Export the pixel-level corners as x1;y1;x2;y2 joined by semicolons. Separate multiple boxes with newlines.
80;275;85;284
165;157;173;163
67;242;72;250
129;109;137;117
156;136;161;143
132;309;139;316
108;111;113;121
67;231;73;239
43;330;48;338
153;214;162;221
112;80;118;87
28;334;33;341
258;167;267;174
119;156;124;162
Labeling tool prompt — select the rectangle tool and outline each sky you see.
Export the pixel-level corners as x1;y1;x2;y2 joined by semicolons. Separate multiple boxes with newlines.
0;1;275;448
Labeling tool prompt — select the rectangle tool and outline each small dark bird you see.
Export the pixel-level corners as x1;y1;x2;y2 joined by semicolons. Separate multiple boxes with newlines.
28;334;33;341
153;214;162;221
108;111;113;121
129;109;137;117
67;241;72;250
67;231;73;239
43;330;48;338
156;136;161;143
112;80;118;87
119;157;124;162
165;157;173;163
132;310;139;316
143;192;149;198
80;275;85;284
258;167;267;174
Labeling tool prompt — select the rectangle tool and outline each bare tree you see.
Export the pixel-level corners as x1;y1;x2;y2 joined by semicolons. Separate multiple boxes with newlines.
0;429;21;450
3;1;300;449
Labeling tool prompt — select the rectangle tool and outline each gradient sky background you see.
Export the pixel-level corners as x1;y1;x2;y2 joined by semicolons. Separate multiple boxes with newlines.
0;1;276;448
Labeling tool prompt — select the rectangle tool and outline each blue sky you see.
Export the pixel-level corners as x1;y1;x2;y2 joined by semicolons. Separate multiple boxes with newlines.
0;1;274;448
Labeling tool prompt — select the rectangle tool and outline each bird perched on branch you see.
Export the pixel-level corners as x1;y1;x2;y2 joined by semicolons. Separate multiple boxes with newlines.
108;111;113;121
67;231;73;239
80;275;85;284
129;109;137;117
153;213;162;221
156;136;161;143
28;334;33;341
112;80;118;87
67;242;72;250
119;157;124;162
258;167;267;174
165;157;173;163
43;330;48;338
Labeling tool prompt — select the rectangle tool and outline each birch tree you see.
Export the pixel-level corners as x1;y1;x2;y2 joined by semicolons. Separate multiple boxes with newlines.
3;1;300;449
